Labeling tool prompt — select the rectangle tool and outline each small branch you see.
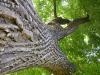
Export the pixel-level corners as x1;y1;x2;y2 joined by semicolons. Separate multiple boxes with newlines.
53;0;57;18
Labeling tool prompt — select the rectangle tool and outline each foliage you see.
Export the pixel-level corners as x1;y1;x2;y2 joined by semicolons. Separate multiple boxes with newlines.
8;0;100;75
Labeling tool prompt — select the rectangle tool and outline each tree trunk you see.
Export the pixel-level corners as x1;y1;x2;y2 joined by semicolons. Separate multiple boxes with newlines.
0;0;89;75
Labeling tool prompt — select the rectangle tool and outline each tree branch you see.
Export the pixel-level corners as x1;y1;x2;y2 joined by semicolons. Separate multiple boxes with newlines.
48;15;89;40
57;15;90;40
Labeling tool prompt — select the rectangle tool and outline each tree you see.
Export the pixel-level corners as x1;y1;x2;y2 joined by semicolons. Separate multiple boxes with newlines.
0;0;89;75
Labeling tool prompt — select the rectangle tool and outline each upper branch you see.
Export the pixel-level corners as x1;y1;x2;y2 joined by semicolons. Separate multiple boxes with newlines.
57;15;90;40
48;15;90;40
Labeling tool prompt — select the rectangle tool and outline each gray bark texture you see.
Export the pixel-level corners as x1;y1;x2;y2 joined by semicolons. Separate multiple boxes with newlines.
0;0;89;75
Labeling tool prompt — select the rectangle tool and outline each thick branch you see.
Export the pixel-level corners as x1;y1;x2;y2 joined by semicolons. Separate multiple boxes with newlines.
56;15;90;40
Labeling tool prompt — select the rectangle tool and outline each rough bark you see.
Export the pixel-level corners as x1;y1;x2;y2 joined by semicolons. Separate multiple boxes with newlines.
0;0;89;75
